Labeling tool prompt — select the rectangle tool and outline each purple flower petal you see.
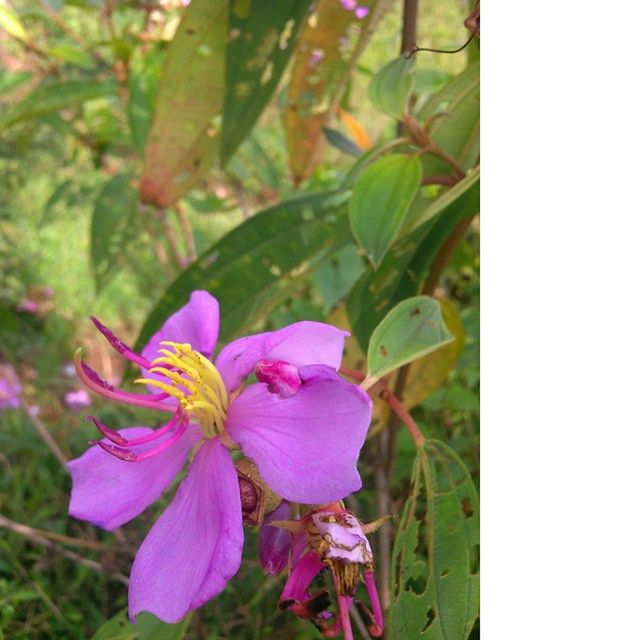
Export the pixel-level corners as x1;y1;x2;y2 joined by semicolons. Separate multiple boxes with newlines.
215;322;348;392
128;438;243;623
67;425;200;530
259;501;293;576
226;365;371;503
141;290;220;363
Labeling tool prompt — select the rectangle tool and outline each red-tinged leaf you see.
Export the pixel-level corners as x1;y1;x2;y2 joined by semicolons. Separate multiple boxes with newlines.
139;0;228;207
283;0;387;184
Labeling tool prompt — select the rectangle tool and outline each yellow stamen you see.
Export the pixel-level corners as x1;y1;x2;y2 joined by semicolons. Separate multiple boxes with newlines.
135;342;229;438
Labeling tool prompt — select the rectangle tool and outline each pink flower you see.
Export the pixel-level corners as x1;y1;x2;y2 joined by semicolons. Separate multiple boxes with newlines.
0;363;21;410
278;503;384;639
355;6;369;19
64;389;91;409
67;291;371;623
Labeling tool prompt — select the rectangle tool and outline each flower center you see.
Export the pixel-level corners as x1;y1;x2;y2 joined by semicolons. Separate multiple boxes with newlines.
136;341;228;438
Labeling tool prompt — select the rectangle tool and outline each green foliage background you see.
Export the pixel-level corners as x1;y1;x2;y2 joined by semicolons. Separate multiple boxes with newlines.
0;1;479;638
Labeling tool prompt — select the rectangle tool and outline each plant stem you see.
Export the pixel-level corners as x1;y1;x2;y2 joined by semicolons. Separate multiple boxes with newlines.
175;203;197;263
0;514;129;585
22;404;68;468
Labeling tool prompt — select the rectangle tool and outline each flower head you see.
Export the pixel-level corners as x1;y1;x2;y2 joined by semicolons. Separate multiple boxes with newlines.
278;503;384;640
0;363;21;410
67;291;372;622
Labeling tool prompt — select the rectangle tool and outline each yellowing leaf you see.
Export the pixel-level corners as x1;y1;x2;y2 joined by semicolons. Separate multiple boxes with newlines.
139;0;228;207
283;0;384;184
337;107;371;150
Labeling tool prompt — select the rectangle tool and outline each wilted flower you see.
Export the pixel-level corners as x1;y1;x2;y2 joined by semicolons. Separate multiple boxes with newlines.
0;363;21;410
278;503;384;639
67;291;371;622
64;389;91;409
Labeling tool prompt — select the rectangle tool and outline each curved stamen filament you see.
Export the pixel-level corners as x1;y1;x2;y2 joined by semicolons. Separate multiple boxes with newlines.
74;349;173;413
93;414;190;462
88;412;183;447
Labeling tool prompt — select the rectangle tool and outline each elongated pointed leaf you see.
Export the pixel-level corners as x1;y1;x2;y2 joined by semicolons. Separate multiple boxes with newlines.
366;296;453;383
91;175;139;291
128;47;164;157
139;0;228;207
349;153;422;267
0;6;27;41
0;80;117;131
390;442;479;639
283;0;382;184
135;190;351;348
220;0;312;164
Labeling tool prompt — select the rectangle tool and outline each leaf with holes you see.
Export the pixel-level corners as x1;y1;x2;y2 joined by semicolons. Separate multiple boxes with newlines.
368;55;415;119
139;0;228;207
389;441;479;640
349;153;422;267
91;175;140;292
91;610;191;640
283;0;384;184
365;296;453;384
0;80;117;131
135;190;351;349
220;0;312;164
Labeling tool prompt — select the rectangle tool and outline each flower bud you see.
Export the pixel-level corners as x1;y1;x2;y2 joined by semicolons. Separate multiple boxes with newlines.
259;501;293;576
255;360;301;398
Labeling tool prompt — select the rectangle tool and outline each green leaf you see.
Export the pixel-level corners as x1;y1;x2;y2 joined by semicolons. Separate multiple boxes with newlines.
322;126;363;157
347;169;479;349
389;442;479;640
419;62;479;174
90;175;139;292
365;296;453;383
90;610;191;640
0;6;27;41
128;47;164;157
0;80;117;131
349;153;421;267
48;44;95;69
135;190;351;349
139;0;228;207
220;0;313;164
0;70;32;95
368;55;414;119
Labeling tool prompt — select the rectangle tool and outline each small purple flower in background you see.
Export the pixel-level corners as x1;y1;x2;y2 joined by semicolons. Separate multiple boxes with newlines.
338;0;370;20
64;389;91;409
0;363;21;410
339;0;357;10
277;503;384;640
67;291;371;623
309;48;325;68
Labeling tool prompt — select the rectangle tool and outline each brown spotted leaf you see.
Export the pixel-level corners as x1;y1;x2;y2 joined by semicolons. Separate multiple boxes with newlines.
139;0;228;207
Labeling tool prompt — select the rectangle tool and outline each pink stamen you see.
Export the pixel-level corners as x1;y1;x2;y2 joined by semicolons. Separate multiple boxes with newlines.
75;357;173;413
92;415;189;462
90;316;153;369
86;415;128;446
363;569;384;637
331;572;354;640
87;412;183;447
